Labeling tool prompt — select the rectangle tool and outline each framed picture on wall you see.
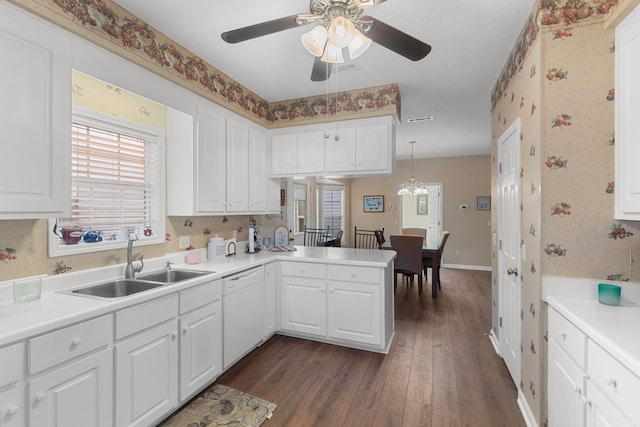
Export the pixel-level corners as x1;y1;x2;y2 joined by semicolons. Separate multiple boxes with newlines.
416;195;428;215
477;196;491;210
364;195;384;212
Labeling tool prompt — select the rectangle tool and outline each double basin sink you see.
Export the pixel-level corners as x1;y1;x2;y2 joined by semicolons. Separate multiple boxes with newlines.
69;269;212;299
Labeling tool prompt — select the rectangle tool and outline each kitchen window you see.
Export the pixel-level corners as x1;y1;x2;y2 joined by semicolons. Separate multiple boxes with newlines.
48;106;165;256
318;185;345;240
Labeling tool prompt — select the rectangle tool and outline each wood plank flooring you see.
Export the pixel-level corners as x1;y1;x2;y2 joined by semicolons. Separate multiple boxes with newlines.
211;268;526;427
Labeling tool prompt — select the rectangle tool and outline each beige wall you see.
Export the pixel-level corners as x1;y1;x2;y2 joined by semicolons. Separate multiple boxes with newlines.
348;155;492;268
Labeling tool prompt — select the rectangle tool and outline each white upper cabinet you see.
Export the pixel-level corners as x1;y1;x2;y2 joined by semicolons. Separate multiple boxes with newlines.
0;3;71;219
248;127;268;212
271;116;395;177
615;4;640;220
225;118;249;212
196;105;227;213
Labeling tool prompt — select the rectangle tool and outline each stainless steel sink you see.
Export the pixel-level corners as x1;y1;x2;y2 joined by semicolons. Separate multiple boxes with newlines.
71;279;163;298
136;268;212;283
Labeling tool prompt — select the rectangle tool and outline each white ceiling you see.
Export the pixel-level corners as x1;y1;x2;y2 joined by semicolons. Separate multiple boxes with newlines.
111;0;535;160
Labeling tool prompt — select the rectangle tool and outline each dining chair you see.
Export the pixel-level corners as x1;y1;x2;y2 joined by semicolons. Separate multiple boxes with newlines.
390;234;425;295
333;230;343;247
423;231;450;290
402;228;427;241
303;226;330;247
354;227;385;249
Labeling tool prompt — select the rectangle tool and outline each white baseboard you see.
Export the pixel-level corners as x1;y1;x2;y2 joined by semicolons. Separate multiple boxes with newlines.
517;390;539;427
442;263;491;271
488;328;501;355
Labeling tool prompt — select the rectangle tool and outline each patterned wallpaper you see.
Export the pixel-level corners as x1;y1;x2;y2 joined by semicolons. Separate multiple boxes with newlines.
8;0;400;127
491;0;640;425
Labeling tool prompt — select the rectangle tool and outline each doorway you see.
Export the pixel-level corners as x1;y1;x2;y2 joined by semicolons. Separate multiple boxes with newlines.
497;119;521;387
400;183;443;248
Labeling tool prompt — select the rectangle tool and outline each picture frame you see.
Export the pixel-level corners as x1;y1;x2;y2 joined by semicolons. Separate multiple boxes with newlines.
477;196;491;210
416;194;428;215
363;195;384;212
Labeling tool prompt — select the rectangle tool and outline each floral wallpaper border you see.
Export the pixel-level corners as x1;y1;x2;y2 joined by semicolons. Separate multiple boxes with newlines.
9;0;400;127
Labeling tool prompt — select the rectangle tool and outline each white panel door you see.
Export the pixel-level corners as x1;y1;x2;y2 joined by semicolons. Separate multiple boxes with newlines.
280;277;326;337
248;127;268;212
0;3;71;218
297;131;325;174
327;281;381;345
271;134;297;175
548;342;587;427
325;128;356;172
497;119;521;387
355;124;388;171
226;118;249;212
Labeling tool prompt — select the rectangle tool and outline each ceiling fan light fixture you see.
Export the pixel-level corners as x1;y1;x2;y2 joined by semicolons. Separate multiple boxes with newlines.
301;25;328;57
348;31;372;59
321;42;345;63
327;16;355;48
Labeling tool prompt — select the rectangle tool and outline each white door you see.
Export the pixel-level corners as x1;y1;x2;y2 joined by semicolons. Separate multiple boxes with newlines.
497;118;521;387
400;183;443;248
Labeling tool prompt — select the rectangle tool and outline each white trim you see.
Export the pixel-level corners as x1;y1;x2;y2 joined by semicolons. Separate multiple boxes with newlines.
441;263;491;271
517;390;539;427
488;328;501;355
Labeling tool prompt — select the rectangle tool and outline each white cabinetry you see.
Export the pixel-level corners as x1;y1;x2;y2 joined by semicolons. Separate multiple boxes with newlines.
0;2;71;219
279;261;327;337
264;262;277;339
615;4;640;220
271;116;395;177
0;343;24;427
27;315;113;427
327;265;382;346
548;307;637;427
178;280;222;401
115;295;179;427
226;118;249;212
249;127;280;213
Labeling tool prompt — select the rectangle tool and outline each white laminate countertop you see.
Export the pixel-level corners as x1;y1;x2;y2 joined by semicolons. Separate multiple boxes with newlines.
0;246;396;347
547;295;640;378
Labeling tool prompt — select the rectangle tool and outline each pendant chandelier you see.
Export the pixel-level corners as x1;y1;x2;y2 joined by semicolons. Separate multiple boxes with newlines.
397;141;428;196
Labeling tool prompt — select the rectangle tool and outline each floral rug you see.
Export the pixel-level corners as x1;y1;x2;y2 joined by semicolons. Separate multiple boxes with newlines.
159;384;276;427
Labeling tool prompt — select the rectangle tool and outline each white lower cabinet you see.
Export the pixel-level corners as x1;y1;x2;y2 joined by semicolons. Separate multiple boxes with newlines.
0;342;24;427
548;307;637;427
115;295;179;427
27;315;113;427
280;261;327;337
178;280;222;401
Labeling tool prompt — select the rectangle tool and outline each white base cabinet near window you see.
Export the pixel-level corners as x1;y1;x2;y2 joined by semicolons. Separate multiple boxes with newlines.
0;343;24;427
279;262;327;337
114;295;179;427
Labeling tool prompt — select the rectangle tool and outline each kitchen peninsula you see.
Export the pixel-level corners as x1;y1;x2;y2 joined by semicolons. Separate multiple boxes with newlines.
0;246;395;427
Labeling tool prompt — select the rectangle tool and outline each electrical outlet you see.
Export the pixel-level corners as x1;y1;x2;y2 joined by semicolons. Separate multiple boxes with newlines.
233;230;238;239
455;249;461;256
179;235;190;249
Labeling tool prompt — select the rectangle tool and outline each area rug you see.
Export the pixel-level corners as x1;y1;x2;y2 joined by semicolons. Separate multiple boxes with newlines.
159;384;276;427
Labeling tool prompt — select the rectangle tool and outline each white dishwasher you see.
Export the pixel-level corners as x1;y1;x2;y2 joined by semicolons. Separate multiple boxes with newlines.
222;265;265;369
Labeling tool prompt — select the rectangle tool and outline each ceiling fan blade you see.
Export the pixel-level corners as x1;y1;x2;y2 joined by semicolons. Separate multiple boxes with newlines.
222;14;304;43
311;57;333;82
360;16;431;61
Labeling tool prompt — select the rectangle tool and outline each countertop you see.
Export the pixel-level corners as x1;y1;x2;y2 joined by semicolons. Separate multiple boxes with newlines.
0;246;396;347
547;295;640;378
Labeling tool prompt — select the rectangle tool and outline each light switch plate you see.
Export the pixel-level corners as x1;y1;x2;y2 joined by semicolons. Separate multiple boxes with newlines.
179;235;190;249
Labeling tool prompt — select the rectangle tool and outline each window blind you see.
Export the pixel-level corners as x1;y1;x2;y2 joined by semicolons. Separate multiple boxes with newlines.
322;187;343;236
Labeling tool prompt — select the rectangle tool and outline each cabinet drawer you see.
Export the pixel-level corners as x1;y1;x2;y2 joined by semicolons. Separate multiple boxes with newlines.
327;265;380;283
588;340;640;425
280;261;326;279
548;308;587;368
28;315;112;374
0;342;24;387
180;279;221;314
116;294;178;339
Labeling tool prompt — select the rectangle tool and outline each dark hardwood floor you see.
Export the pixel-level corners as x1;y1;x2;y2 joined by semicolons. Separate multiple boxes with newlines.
213;268;526;427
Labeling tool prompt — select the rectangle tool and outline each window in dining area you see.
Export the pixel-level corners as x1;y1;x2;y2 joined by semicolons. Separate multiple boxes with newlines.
318;185;345;241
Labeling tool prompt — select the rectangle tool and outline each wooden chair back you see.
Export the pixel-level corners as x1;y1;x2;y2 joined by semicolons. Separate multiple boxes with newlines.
333;230;343;247
390;234;425;295
402;228;427;241
303;226;330;247
354;227;385;249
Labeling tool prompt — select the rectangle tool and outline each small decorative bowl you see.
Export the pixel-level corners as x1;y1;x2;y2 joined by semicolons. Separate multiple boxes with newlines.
598;283;621;306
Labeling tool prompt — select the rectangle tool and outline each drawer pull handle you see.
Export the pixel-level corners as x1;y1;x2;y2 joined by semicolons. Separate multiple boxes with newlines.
35;393;46;402
71;337;82;346
606;377;617;388
183;327;189;335
171;332;178;340
7;405;19;415
558;330;566;340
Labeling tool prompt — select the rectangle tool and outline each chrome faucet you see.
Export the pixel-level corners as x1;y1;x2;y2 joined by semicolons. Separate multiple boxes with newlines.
125;233;144;279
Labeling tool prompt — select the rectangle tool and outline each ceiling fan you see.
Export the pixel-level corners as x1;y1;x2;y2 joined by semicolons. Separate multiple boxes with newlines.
221;0;431;82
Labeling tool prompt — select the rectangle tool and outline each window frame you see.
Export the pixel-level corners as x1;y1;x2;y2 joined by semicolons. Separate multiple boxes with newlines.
318;184;345;240
48;106;166;257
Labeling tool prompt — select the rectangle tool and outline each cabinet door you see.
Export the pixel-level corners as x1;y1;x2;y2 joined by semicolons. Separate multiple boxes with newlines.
325;128;356;172
267;179;282;214
248;127;269;212
548;341;587;427
271;134;297;175
196;107;226;213
0;386;24;427
355;124;390;172
297;131;325;174
115;320;178;427
615;5;640;219
28;348;112;427
280;277;326;337
327;280;381;345
264;262;277;339
0;3;71;219
226;118;249;212
586;382;634;427
179;301;222;401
